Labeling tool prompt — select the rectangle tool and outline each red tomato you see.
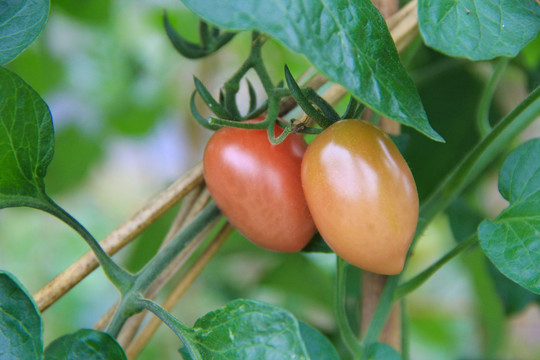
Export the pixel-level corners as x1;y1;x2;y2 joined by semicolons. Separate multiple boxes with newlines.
301;120;418;274
203;119;316;252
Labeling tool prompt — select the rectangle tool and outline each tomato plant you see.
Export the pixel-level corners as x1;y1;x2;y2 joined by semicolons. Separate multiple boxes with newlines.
301;120;418;275
1;0;539;359
203;118;316;252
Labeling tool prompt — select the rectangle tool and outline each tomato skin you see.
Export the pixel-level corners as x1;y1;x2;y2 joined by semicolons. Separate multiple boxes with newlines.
203;120;316;252
301;120;418;274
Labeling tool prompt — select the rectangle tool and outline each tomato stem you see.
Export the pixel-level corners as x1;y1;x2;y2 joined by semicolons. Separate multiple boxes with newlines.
209;117;269;129
336;258;364;359
284;65;335;129
190;91;221;130
39;196;135;296
476;57;510;138
194;76;233;120
341;95;366;120
401;297;410;360
163;13;235;59
103;203;222;338
135;297;201;360
133;202;222;294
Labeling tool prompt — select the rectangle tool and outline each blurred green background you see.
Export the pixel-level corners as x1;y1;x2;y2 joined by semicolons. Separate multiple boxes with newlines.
1;0;539;359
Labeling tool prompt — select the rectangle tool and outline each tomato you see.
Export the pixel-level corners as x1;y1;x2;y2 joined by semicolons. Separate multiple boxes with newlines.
301;120;418;274
203;118;316;252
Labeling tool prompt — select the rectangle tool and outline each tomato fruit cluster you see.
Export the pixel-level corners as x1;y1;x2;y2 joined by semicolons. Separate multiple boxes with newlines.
203;118;418;274
301;120;419;275
203;118;316;252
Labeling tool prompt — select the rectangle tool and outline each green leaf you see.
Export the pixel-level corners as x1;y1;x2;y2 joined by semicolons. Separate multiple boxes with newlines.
44;329;127;360
478;138;540;294
0;270;43;360
366;342;401;360
186;299;311;359
180;320;340;360
418;0;540;61
489;262;540;315
298;321;340;360
179;0;442;141
447;198;540;315
0;0;49;65
0;66;54;209
178;347;193;360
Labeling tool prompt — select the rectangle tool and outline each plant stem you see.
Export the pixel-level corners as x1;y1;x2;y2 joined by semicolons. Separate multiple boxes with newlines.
133;202;221;294
41;196;134;294
394;234;478;300
125;222;233;358
33;162;204;312
223;41;257;118
105;293;140;337
476;57;510;138
401;298;410;360
252;51;275;95
336;258;364;359
136;297;202;360
103;202;221;337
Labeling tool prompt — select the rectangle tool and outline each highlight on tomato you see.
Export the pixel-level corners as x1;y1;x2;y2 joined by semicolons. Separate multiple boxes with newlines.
203;117;316;252
301;119;419;275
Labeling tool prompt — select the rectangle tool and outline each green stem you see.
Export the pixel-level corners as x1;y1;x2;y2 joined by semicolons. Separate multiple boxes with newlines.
361;275;399;351
401;298;410;360
419;86;540;236
104;202;221;337
133;202;221;293
223;51;255;119
105;292;142;337
41;196;134;294
252;51;275;96
221;31;274;120
336;258;364;359
272;88;292;98
209;117;270;129
243;100;269;120
476;57;510;138
136;297;202;360
266;97;291;144
394;234;478;300
227;32;264;89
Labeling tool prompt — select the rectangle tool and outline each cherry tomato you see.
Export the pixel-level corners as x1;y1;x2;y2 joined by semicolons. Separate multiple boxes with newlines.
203;118;316;252
301;120;418;274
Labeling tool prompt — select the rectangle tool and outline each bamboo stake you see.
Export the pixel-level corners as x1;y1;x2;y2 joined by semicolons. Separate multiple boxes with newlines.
361;0;403;352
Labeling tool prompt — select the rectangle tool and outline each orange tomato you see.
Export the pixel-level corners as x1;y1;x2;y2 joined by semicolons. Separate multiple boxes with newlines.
301;120;418;274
